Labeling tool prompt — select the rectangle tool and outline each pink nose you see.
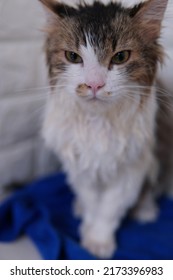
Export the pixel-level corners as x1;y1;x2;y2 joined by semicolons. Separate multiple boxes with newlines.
86;81;105;95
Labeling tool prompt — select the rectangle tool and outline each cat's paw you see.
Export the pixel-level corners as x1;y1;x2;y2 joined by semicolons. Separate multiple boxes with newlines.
132;203;159;223
81;229;116;259
82;235;116;259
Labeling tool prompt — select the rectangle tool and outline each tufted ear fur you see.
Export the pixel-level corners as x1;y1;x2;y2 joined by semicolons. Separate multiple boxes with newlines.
39;0;58;12
132;0;168;41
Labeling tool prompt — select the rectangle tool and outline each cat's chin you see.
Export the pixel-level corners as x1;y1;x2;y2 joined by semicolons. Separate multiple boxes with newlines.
77;96;114;113
87;96;106;103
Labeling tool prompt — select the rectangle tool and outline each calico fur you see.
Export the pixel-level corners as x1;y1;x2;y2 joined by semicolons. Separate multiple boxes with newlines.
39;0;168;258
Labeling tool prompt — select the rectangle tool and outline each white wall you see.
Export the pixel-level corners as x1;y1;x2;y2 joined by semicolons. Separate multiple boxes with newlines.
0;0;59;192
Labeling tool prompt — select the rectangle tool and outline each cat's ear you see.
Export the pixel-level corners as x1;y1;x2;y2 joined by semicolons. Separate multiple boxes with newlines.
39;0;63;30
39;0;57;12
132;0;168;40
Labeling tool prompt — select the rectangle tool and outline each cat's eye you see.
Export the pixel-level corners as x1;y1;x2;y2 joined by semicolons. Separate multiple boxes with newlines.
65;51;83;64
111;50;131;65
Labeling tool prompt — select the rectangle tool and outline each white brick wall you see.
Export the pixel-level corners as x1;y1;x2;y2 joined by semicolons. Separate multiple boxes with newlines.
0;0;59;192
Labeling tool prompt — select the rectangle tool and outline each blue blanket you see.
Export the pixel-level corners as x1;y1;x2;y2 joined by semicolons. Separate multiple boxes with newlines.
0;173;173;260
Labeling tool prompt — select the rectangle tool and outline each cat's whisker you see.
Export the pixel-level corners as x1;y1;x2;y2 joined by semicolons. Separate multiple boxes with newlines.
13;84;76;95
143;95;172;123
156;99;173;112
121;87;170;106
27;104;47;122
3;101;47;139
128;88;173;101
124;84;167;93
116;84;172;98
0;93;49;107
13;86;69;95
14;86;57;93
127;90;173;113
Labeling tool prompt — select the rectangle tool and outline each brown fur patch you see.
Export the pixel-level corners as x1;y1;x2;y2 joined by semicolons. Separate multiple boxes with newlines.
76;84;89;97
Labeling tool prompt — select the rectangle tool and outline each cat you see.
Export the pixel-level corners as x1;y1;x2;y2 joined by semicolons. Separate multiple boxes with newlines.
39;0;169;258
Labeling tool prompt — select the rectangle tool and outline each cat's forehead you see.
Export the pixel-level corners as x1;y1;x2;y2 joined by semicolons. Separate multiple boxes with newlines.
54;0;133;20
54;1;139;53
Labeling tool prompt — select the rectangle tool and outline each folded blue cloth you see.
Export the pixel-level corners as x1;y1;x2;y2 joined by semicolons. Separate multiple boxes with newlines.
0;173;173;260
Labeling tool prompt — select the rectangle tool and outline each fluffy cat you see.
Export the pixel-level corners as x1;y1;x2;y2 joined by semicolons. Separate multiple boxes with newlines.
39;0;169;258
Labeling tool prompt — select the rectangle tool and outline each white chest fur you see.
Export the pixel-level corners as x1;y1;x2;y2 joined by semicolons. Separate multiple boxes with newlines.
42;89;157;179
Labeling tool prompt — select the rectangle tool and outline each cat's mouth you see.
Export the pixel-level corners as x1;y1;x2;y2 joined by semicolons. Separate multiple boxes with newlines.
87;96;105;103
77;89;111;104
86;92;113;103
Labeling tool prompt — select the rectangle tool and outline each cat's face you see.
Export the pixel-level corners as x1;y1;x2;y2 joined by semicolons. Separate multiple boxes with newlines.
40;0;167;109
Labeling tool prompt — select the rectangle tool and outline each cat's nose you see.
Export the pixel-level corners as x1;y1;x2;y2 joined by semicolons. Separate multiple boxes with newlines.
86;81;105;95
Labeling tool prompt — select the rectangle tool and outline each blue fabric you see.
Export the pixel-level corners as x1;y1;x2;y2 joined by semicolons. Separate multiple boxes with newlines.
0;173;173;260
